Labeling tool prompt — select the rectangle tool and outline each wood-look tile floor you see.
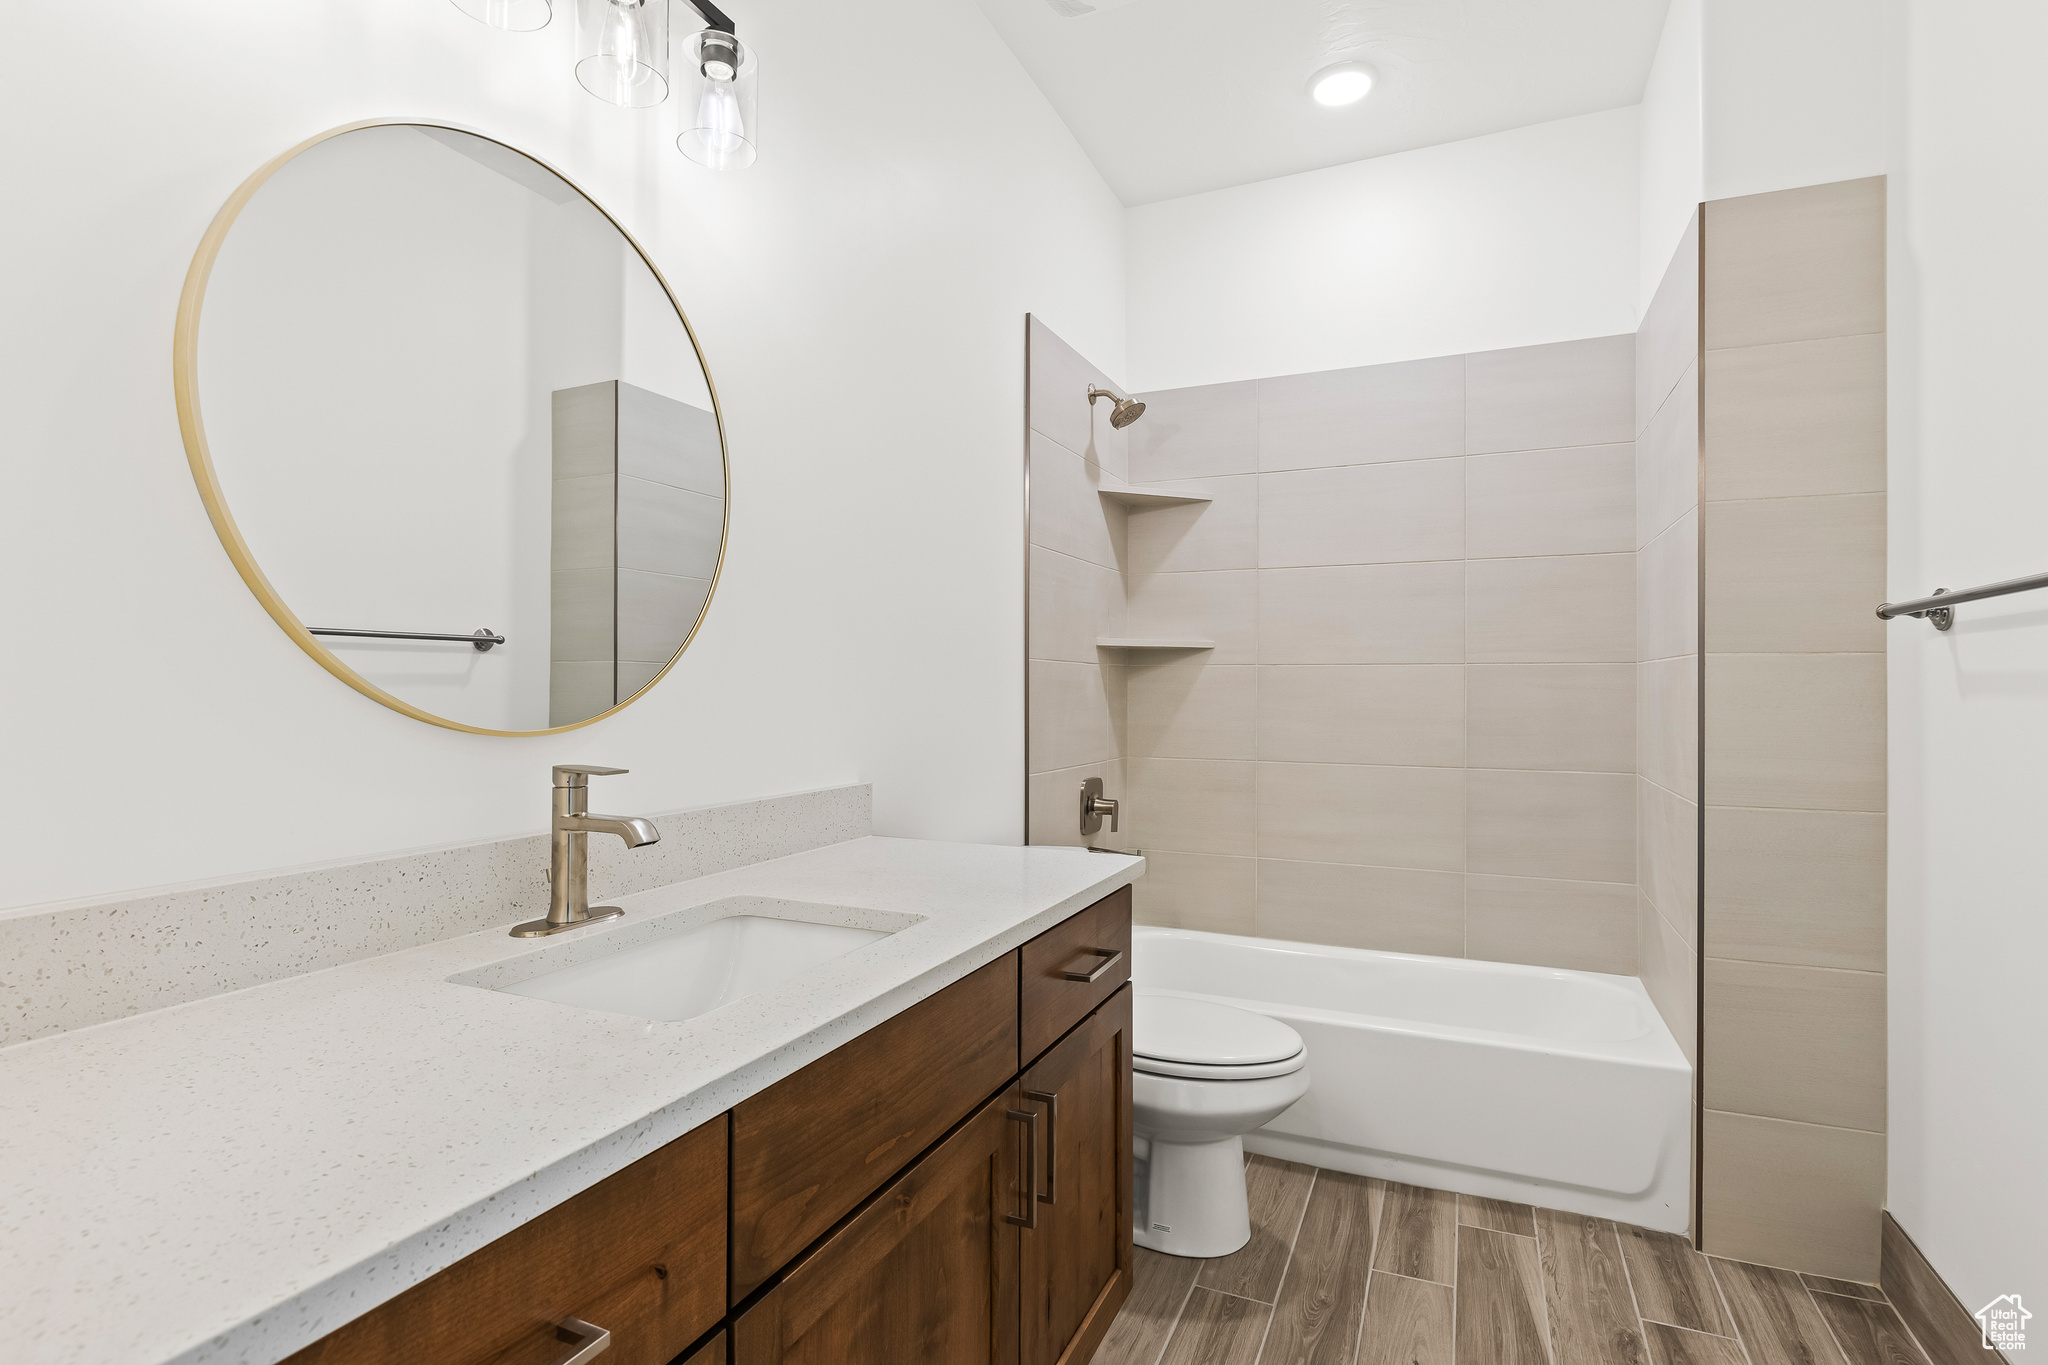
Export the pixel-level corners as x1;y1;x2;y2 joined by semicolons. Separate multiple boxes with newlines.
1095;1156;1939;1365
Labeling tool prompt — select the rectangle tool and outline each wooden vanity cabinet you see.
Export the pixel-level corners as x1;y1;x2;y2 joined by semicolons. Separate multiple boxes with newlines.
733;1088;1026;1364
281;1117;725;1365
1019;986;1133;1365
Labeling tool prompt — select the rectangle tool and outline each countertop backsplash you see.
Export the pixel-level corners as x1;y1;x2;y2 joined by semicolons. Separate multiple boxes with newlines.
0;783;871;1047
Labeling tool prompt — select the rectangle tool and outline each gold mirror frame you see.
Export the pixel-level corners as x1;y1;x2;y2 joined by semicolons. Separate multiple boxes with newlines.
172;118;729;736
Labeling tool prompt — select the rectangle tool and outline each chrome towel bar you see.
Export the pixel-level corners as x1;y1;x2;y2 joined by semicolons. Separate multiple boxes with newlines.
1877;572;2048;631
307;626;504;651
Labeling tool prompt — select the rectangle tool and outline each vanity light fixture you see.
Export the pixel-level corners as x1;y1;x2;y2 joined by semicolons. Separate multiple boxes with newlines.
449;0;760;168
576;0;670;107
1307;60;1376;108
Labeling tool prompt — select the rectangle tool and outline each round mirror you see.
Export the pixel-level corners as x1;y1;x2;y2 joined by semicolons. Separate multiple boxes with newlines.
175;121;727;735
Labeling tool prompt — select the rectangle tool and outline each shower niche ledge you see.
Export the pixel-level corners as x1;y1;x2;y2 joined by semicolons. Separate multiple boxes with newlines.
1097;638;1216;651
1096;482;1213;507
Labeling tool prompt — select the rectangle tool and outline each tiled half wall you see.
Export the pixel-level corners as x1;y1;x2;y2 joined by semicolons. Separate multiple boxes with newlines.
1026;318;1644;976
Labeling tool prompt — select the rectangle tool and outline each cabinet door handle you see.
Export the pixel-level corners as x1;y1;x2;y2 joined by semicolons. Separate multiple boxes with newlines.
1024;1089;1058;1205
548;1318;611;1365
1005;1108;1041;1229
1062;948;1123;983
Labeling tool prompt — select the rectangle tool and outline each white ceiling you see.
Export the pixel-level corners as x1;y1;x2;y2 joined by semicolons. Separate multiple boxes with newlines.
973;0;1672;205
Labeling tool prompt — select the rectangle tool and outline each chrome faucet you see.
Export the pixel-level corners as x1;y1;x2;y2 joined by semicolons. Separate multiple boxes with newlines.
510;766;661;938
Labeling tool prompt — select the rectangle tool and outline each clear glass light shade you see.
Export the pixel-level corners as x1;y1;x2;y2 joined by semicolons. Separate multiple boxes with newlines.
575;0;669;108
449;0;553;31
677;29;758;170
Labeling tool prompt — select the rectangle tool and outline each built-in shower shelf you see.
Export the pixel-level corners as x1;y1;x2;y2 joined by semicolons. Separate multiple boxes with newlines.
1096;638;1216;651
1096;483;1212;507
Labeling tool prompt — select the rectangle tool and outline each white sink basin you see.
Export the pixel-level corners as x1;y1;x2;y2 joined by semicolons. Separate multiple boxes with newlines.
469;898;917;1023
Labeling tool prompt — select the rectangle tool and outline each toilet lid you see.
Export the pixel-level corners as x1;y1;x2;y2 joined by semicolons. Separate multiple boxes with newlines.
1133;993;1305;1069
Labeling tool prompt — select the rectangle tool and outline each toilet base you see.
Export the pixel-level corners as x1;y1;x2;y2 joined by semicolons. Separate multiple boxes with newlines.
1133;1134;1252;1258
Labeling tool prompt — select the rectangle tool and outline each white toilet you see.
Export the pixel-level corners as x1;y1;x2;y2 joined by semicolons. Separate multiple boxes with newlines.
1132;991;1310;1258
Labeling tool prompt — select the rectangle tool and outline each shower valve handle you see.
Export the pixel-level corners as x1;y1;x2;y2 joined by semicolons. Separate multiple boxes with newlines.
1079;777;1119;835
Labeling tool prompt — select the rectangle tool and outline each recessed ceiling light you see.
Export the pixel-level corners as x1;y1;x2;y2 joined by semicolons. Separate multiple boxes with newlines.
1308;61;1376;108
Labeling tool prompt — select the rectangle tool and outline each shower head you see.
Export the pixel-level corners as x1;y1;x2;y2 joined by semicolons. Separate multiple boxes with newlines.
1087;385;1147;429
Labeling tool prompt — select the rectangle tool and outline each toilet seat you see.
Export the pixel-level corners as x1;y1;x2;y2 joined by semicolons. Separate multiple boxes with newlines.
1133;993;1308;1081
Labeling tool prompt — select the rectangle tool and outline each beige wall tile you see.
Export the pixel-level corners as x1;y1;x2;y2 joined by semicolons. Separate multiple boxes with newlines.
1701;1109;1884;1281
1703;177;1886;351
1125;474;1258;575
1129;379;1260;481
1259;562;1465;664
1704;958;1886;1131
1257;762;1466;871
1704;495;1886;654
551;473;615;571
1639;778;1698;943
551;566;615;660
1467;664;1633;772
1028;660;1125;773
1257;858;1466;956
550;661;613;727
1029;432;1125;571
1465;335;1634;454
1705;807;1885;971
1705;653;1885;812
1133;851;1257;934
1467;445;1634;559
1028;760;1123;848
618;478;722;581
1258;665;1465;767
1468;769;1634;883
1128;661;1256;760
1638;893;1697;1062
1259;459;1464;569
1029;317;1129;477
1129;757;1257;856
1637;656;1700;797
1257;355;1465;471
1704;334;1886;501
1466;875;1637;974
617;570;708;665
1638;509;1700;663
1638;211;1700;433
1637;362;1699;550
1467;554;1634;663
1030;548;1125;664
1126;569;1258;663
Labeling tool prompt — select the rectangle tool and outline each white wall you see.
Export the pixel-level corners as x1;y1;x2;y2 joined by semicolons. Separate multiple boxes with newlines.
1700;0;1893;204
0;0;1123;910
1637;0;1701;310
1887;0;2047;1315
1124;108;1640;393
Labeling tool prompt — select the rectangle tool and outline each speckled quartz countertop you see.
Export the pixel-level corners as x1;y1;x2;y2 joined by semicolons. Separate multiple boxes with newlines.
0;836;1143;1365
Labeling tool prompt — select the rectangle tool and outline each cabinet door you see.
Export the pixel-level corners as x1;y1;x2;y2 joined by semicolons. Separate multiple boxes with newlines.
1019;986;1133;1365
733;1090;1026;1365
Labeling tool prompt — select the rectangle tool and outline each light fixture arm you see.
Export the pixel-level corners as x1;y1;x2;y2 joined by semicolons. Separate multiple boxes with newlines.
679;0;735;34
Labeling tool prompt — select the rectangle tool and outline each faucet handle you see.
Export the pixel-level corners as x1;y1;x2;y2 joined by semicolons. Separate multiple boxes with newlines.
553;765;629;788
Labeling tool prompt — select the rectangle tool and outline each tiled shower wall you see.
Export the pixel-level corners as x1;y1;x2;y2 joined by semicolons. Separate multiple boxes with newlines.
1111;336;1642;974
1698;177;1888;1280
1635;212;1703;1063
1025;319;1131;845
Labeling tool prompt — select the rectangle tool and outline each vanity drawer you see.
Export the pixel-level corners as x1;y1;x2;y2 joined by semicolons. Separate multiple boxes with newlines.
730;952;1020;1301
283;1118;726;1365
1018;887;1131;1065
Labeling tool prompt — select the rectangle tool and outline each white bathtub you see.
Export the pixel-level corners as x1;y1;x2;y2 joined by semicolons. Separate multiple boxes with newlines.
1134;926;1692;1232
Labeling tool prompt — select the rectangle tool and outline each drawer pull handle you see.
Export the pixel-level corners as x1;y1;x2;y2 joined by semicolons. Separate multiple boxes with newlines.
549;1317;611;1365
1025;1089;1058;1205
1006;1107;1041;1229
1062;948;1123;984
